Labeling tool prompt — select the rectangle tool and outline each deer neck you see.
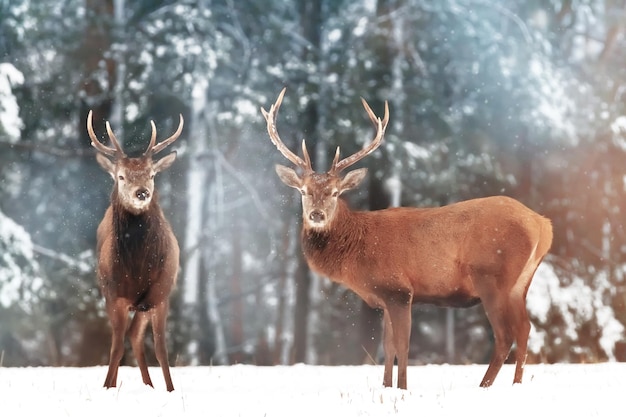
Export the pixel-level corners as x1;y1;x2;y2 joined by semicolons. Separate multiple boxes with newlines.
111;190;165;268
301;199;363;278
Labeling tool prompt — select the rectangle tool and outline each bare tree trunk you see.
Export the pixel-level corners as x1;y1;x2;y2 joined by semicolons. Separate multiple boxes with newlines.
79;0;114;144
110;0;126;136
204;107;228;365
445;308;455;363
273;213;296;364
291;0;322;364
291;249;311;364
229;219;245;364
77;0;115;366
204;202;228;364
182;81;209;364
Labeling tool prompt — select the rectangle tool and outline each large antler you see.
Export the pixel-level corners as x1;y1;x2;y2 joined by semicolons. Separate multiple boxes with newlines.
330;98;389;174
261;88;313;173
144;114;184;157
87;110;125;157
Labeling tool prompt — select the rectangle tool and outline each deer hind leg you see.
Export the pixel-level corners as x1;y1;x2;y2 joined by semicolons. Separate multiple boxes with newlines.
509;292;531;384
104;300;129;389
129;311;153;388
151;301;174;392
509;261;541;384
478;281;515;388
483;289;532;387
481;312;514;387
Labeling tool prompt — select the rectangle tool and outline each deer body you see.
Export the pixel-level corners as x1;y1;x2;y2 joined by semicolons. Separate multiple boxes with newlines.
303;196;549;308
96;191;179;313
88;111;183;392
262;88;553;390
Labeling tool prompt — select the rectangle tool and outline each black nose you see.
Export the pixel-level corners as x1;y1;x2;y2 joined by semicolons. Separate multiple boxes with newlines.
309;210;326;223
136;189;150;201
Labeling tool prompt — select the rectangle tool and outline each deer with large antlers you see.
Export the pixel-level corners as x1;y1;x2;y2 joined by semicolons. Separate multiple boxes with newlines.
87;111;183;391
261;88;552;389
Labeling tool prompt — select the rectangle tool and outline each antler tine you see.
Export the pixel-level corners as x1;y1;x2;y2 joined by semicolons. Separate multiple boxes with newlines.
331;146;341;168
261;88;312;172
87;110;124;157
362;97;389;131
301;139;313;168
143;120;157;156
105;121;126;157
150;114;184;155
331;98;389;173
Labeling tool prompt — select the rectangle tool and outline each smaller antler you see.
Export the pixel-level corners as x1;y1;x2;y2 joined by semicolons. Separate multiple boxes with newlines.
144;114;184;156
330;98;389;174
261;88;313;173
87;110;125;157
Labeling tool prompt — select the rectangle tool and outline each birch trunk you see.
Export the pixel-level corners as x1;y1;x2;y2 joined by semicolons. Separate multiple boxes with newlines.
182;81;209;364
205;136;228;365
110;0;125;137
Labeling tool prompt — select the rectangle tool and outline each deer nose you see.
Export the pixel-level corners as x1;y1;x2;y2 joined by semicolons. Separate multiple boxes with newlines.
309;210;326;223
136;188;150;201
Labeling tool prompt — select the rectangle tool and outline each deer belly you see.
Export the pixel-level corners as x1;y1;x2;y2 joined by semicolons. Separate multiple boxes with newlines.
405;251;483;303
109;276;148;305
412;270;481;308
413;290;481;308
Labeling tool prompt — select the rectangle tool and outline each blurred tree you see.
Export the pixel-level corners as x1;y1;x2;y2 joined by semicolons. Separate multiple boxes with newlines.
1;0;626;368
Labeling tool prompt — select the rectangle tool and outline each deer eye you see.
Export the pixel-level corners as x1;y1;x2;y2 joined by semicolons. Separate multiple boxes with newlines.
150;174;155;180
118;175;125;181
331;190;339;197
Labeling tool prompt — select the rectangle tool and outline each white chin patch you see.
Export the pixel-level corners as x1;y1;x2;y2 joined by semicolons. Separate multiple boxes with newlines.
305;219;327;229
130;198;151;212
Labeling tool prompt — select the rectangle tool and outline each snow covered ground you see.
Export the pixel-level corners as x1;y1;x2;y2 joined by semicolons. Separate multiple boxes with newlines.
1;363;624;416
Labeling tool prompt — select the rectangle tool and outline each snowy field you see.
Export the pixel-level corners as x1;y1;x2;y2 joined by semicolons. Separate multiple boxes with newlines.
1;363;624;416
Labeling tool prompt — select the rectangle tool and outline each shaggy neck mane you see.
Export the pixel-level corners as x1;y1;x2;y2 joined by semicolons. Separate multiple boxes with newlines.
301;199;364;277
110;189;167;287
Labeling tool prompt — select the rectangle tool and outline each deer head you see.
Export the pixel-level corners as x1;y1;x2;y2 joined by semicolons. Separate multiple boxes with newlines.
87;110;184;215
261;88;389;230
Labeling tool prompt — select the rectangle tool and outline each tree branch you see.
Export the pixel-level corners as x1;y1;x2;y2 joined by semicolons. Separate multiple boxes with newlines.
32;244;93;273
0;140;96;158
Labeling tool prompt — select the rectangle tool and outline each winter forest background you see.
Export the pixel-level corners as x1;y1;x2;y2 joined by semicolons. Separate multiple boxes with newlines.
1;0;626;369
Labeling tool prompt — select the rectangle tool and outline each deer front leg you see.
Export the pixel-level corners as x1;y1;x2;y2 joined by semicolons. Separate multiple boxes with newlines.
382;310;396;388
151;301;174;392
104;300;129;389
129;311;153;388
386;300;412;390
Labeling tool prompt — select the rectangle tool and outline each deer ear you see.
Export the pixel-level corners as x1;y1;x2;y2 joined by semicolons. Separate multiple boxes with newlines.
340;168;367;193
154;151;177;173
96;153;116;178
275;164;302;189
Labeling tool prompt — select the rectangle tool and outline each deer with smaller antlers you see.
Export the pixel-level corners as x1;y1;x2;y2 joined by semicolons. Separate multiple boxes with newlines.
87;111;183;391
261;88;552;389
